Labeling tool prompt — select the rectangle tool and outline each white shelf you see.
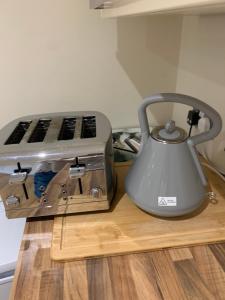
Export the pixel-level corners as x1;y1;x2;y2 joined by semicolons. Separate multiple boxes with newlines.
101;0;225;18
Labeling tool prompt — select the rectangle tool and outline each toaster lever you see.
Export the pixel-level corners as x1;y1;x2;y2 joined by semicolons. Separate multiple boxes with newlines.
69;165;85;178
9;172;27;184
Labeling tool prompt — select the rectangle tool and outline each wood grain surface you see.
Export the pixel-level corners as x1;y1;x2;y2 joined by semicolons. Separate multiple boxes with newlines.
10;162;225;299
10;218;225;300
51;163;225;261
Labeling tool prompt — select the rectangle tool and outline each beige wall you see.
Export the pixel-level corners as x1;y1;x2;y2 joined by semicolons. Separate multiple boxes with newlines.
173;15;225;171
0;0;181;129
0;3;225;168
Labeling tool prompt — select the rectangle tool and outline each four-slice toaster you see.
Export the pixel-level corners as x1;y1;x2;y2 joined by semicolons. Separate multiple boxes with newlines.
0;111;115;218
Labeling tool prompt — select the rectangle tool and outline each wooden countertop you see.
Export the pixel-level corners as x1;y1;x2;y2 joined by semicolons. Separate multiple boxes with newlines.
10;219;225;299
10;160;225;300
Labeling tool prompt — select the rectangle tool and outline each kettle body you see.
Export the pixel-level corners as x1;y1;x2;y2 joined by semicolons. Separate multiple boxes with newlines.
125;93;222;217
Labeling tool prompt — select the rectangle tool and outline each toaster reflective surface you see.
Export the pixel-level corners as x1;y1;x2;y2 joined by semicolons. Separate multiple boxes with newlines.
0;154;115;218
0;111;115;218
1;154;114;218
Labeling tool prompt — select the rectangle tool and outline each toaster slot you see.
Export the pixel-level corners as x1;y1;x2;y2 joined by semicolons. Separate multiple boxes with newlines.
5;121;31;145
81;116;96;139
28;119;51;143
58;117;76;140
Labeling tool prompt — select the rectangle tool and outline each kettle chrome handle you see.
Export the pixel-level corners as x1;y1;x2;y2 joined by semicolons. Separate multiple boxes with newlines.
138;93;222;145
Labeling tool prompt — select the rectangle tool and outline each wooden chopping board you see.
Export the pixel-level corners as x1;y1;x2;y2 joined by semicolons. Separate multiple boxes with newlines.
51;162;225;261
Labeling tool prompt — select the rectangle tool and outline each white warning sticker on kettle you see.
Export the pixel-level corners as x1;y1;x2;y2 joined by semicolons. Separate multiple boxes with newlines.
158;197;177;206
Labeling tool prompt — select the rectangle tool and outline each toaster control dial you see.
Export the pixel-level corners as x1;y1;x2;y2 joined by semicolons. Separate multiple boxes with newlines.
90;187;102;199
6;195;20;206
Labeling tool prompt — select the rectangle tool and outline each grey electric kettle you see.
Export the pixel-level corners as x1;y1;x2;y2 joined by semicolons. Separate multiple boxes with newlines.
125;93;222;217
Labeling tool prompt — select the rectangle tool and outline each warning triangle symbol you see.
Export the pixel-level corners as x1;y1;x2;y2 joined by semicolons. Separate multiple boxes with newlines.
159;198;167;206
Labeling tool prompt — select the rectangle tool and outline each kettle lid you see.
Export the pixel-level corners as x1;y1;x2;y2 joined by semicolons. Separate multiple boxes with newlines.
151;120;187;144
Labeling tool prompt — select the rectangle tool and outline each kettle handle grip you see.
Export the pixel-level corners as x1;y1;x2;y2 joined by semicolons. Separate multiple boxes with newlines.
138;93;222;145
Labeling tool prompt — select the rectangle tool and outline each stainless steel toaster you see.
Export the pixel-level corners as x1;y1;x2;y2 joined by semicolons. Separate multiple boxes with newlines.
0;111;115;218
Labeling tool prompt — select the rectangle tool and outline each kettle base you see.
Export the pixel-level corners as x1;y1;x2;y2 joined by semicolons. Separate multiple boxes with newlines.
130;197;207;218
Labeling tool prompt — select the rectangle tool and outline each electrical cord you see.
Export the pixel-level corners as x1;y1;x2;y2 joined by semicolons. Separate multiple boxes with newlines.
201;161;225;182
188;125;193;137
187;109;201;137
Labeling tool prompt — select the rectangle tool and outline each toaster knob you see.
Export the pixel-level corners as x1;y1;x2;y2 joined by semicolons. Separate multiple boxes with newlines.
90;187;102;198
6;195;20;206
